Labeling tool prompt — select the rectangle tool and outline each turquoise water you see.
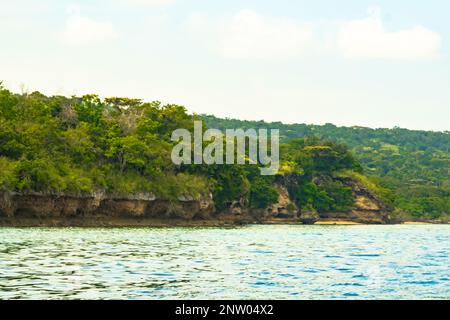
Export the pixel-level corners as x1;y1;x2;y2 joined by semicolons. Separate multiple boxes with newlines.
0;225;448;299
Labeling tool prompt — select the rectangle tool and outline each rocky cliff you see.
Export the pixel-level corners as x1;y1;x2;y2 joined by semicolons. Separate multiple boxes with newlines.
314;177;392;224
255;177;391;224
0;176;393;226
0;192;215;220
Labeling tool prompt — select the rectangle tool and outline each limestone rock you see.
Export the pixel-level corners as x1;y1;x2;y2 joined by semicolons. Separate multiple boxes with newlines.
268;185;298;218
299;211;320;224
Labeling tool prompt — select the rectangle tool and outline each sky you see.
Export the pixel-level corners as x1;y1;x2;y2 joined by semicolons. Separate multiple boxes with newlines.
1;0;449;131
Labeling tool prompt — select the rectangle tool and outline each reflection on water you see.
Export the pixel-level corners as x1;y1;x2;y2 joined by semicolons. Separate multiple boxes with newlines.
0;225;449;299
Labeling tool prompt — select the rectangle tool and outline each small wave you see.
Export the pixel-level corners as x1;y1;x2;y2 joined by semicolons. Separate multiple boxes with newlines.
405;280;439;285
333;283;365;287
352;274;369;279
343;292;359;297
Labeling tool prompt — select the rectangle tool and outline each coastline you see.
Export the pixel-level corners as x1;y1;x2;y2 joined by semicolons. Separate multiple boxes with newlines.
1;192;446;228
0;217;446;228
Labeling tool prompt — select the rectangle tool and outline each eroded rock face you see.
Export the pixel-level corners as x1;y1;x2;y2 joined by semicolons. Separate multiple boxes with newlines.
0;193;14;217
268;185;298;218
321;177;392;224
0;176;393;224
299;211;320;224
176;193;215;219
355;195;380;211
0;192;215;220
266;176;393;224
97;199;149;217
223;199;246;216
0;192;98;218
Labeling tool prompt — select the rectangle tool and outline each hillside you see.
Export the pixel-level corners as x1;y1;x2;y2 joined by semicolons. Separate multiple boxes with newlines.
0;85;400;224
203;115;450;220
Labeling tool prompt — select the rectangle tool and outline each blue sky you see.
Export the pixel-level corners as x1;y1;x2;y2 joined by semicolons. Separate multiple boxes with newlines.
1;0;449;130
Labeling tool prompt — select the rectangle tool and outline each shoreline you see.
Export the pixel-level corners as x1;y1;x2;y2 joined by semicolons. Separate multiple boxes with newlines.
0;217;446;228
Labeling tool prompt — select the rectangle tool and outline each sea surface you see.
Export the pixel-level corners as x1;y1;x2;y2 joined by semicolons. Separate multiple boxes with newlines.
0;225;448;299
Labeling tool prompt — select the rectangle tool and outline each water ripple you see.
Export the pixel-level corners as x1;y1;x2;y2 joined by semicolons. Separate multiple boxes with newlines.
0;225;449;299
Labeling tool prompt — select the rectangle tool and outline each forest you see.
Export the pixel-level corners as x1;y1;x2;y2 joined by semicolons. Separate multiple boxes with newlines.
203;115;450;219
0;83;448;220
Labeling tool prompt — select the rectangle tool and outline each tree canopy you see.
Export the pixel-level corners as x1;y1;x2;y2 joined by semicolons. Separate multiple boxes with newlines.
203;115;450;219
1;85;447;220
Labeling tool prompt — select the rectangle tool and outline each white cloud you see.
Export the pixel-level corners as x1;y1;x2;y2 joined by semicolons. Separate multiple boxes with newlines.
60;10;118;46
337;8;441;60
188;8;441;61
126;0;175;6
215;10;313;60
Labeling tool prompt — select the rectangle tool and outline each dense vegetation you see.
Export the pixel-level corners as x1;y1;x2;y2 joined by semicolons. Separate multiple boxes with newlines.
1;83;447;220
0;85;210;199
203;115;450;219
0;85;363;216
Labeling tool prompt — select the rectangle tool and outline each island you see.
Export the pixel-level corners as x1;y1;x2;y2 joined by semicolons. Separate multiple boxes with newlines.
0;85;448;226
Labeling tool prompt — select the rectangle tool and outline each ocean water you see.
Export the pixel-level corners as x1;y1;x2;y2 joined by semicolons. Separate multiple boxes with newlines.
0;225;448;299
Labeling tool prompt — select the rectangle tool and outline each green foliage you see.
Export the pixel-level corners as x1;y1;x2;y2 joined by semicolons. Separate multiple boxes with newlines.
280;138;358;212
249;177;279;209
336;170;394;206
203;115;449;217
15;159;67;192
4;86;444;218
0;86;375;214
0;88;207;199
186;164;251;210
319;179;354;212
0;157;17;191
